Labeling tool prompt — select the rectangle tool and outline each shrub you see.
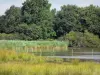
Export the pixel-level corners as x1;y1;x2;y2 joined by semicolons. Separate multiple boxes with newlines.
60;31;100;48
83;30;100;48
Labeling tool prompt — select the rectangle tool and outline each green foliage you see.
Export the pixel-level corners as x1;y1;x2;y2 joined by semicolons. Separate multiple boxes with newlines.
0;0;56;40
65;31;83;47
79;5;100;36
21;0;51;24
21;0;56;39
16;23;42;40
0;0;100;44
0;5;21;33
83;30;100;48
54;5;81;37
60;31;100;48
54;5;100;38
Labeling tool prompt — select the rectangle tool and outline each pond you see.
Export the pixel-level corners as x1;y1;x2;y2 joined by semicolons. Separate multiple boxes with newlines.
32;47;100;56
69;47;100;52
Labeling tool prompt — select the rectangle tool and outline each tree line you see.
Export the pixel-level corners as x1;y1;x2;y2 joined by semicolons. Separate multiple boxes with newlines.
0;0;100;47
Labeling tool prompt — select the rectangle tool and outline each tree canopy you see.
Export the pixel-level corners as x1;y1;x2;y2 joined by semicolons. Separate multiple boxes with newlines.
0;0;100;42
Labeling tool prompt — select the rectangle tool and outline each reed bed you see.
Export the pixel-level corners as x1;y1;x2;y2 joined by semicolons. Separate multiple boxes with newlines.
0;40;68;53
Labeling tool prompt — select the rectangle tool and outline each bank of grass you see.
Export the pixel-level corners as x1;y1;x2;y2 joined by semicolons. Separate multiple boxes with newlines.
0;61;100;75
0;40;68;52
0;50;100;75
0;50;63;63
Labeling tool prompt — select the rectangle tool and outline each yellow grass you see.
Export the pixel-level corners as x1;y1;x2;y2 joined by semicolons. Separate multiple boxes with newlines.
0;50;100;75
0;62;100;75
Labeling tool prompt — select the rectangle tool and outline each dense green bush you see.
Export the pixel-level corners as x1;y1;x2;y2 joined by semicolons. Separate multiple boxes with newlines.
83;31;100;48
59;31;100;48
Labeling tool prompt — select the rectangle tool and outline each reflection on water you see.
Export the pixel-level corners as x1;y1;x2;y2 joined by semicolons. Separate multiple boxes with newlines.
33;47;100;56
69;47;100;52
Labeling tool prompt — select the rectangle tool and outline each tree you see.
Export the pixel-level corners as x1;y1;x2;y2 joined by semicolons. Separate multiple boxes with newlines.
0;15;6;33
79;5;100;36
0;5;21;33
83;30;100;48
65;31;84;47
21;0;51;24
16;23;42;40
60;31;100;48
0;2;100;41
54;5;81;37
21;0;56;39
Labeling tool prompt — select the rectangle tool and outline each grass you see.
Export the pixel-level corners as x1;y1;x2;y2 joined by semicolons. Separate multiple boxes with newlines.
0;50;63;63
0;50;100;75
0;40;68;53
0;41;99;75
0;62;100;75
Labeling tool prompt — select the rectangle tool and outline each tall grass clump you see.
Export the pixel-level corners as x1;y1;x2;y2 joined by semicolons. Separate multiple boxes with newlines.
0;50;46;63
0;40;68;53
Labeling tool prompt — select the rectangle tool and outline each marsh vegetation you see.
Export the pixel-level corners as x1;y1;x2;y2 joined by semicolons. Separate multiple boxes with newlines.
0;50;100;75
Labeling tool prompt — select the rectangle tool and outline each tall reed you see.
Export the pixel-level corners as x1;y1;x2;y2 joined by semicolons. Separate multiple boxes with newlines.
0;40;68;52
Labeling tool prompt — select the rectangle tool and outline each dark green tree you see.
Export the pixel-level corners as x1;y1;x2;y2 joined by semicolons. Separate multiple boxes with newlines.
0;5;21;33
21;0;56;39
79;5;100;36
0;15;6;33
54;5;81;37
16;23;42;40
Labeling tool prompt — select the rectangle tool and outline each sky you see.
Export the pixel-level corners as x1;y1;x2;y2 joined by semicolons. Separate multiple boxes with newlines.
0;0;100;15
